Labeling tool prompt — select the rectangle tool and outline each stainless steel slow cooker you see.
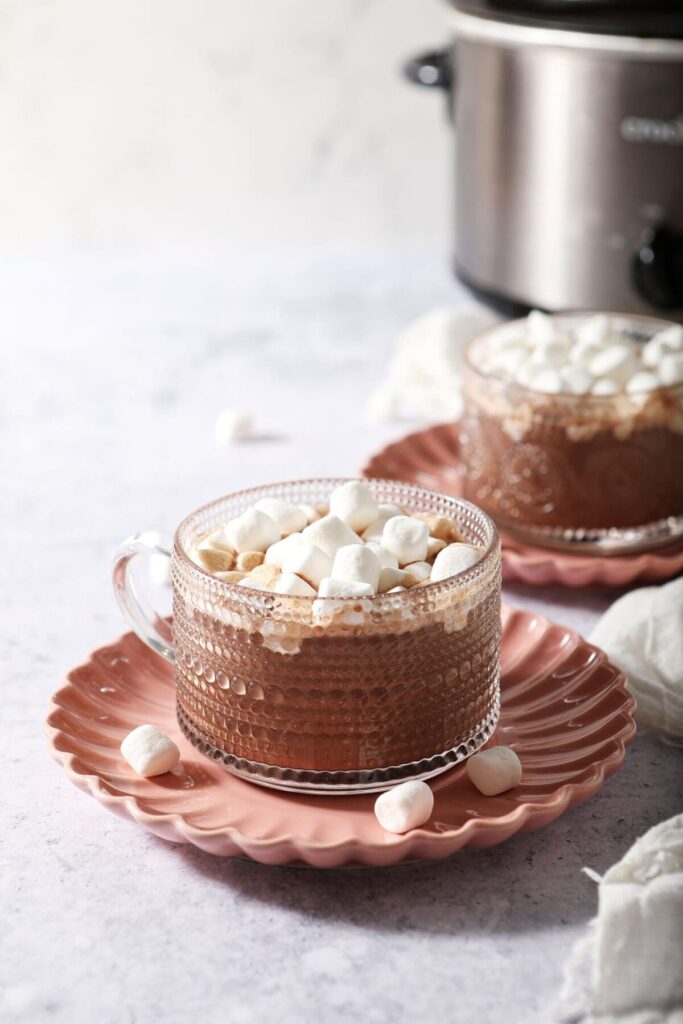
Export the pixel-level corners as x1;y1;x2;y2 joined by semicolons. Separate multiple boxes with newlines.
405;0;683;318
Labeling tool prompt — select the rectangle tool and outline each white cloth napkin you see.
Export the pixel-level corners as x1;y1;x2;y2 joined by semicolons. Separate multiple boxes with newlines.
556;815;683;1023
590;576;683;739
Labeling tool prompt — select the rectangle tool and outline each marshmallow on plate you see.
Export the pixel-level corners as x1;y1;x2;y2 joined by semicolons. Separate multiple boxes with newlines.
302;514;363;558
226;508;280;553
254;498;307;536
430;543;480;582
329;480;379;532
466;746;522;796
318;578;374;598
273;572;317;597
331;544;381;592
374;780;434;834
382;515;429;566
281;540;332;588
121;724;180;777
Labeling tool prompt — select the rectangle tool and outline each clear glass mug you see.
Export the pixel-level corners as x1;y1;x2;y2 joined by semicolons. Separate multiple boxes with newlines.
113;479;502;793
461;314;683;554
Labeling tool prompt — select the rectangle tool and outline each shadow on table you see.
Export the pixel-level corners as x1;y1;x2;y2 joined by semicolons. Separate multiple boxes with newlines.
166;730;679;936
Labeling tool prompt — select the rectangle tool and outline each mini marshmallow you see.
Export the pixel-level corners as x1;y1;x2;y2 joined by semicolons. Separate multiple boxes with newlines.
591;378;619;396
331;544;381;592
659;352;683;387
121;724;180;778
573;314;610;349
254;498;307;536
215;570;245;584
529;341;569;368
431;543;480;582
626;371;661;395
196;546;236;574
588;344;635;381
303;514;363;558
226;508;280;554
403;560;431;582
282;540;332;588
427;536;447;559
643;324;683;367
273;572;316;597
264;532;304;568
416;514;461;543
377;566;409;592
466;746;522;796
529;368;563;394
361;506;403;541
201;527;235;552
244;563;281;589
298;504;321;525
318;578;374;598
560;365;594;395
214;408;255;444
374;780;434;834
364;542;399;570
236;550;265;572
526;309;557;345
382;515;429;566
329;481;379;532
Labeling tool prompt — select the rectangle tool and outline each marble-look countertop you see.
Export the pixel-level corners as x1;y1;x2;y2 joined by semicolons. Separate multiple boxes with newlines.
2;249;680;1024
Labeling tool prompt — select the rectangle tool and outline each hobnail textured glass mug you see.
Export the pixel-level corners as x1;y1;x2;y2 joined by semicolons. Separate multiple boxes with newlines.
113;479;502;793
461;314;683;554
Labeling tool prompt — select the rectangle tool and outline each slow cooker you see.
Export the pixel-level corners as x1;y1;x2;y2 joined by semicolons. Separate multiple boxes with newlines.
405;0;683;319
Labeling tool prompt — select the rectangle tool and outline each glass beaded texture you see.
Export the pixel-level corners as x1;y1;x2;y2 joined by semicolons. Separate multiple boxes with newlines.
172;479;502;794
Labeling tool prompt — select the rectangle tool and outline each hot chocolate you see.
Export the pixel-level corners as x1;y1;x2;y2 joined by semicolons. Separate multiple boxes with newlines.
461;313;683;551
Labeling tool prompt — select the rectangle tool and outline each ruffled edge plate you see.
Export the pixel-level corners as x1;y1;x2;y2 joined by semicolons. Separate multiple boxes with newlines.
45;606;636;867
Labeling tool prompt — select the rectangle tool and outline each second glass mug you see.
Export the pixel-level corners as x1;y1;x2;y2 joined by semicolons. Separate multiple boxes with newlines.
113;478;502;794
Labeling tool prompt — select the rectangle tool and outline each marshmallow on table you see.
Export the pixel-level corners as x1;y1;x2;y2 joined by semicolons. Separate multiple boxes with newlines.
214;408;255;443
318;578;374;598
254;498;308;536
302;514;362;559
374;780;434;834
466;746;522;796
430;543;480;582
329;480;379;532
281;540;332;588
273;572;317;597
226;508;280;553
331;544;381;592
382;515;429;566
121;724;180;777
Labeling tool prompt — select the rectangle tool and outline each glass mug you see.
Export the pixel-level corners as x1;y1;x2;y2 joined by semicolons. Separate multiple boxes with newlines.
461;314;683;554
113;479;502;794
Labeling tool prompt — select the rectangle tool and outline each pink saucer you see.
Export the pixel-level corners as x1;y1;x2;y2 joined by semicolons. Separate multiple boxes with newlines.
46;606;635;868
363;422;683;588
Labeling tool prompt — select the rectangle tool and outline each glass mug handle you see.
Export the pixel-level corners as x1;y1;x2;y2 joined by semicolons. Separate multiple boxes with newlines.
112;531;175;663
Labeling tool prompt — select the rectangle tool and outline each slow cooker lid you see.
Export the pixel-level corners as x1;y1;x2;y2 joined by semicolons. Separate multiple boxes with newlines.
453;0;683;39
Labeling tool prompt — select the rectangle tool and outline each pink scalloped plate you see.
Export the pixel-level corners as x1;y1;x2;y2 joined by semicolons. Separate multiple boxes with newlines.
363;422;683;588
45;606;635;867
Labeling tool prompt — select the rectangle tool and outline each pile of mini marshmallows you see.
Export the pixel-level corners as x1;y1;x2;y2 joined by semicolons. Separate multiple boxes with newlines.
472;311;683;396
192;481;482;598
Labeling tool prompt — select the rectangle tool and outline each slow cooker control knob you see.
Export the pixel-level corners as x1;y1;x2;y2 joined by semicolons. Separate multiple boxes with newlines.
633;225;683;312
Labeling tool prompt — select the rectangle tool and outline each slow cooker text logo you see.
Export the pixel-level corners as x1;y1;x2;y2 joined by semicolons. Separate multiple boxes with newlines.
621;115;683;145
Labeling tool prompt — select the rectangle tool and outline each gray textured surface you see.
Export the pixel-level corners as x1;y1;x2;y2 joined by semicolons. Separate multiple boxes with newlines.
2;250;680;1024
